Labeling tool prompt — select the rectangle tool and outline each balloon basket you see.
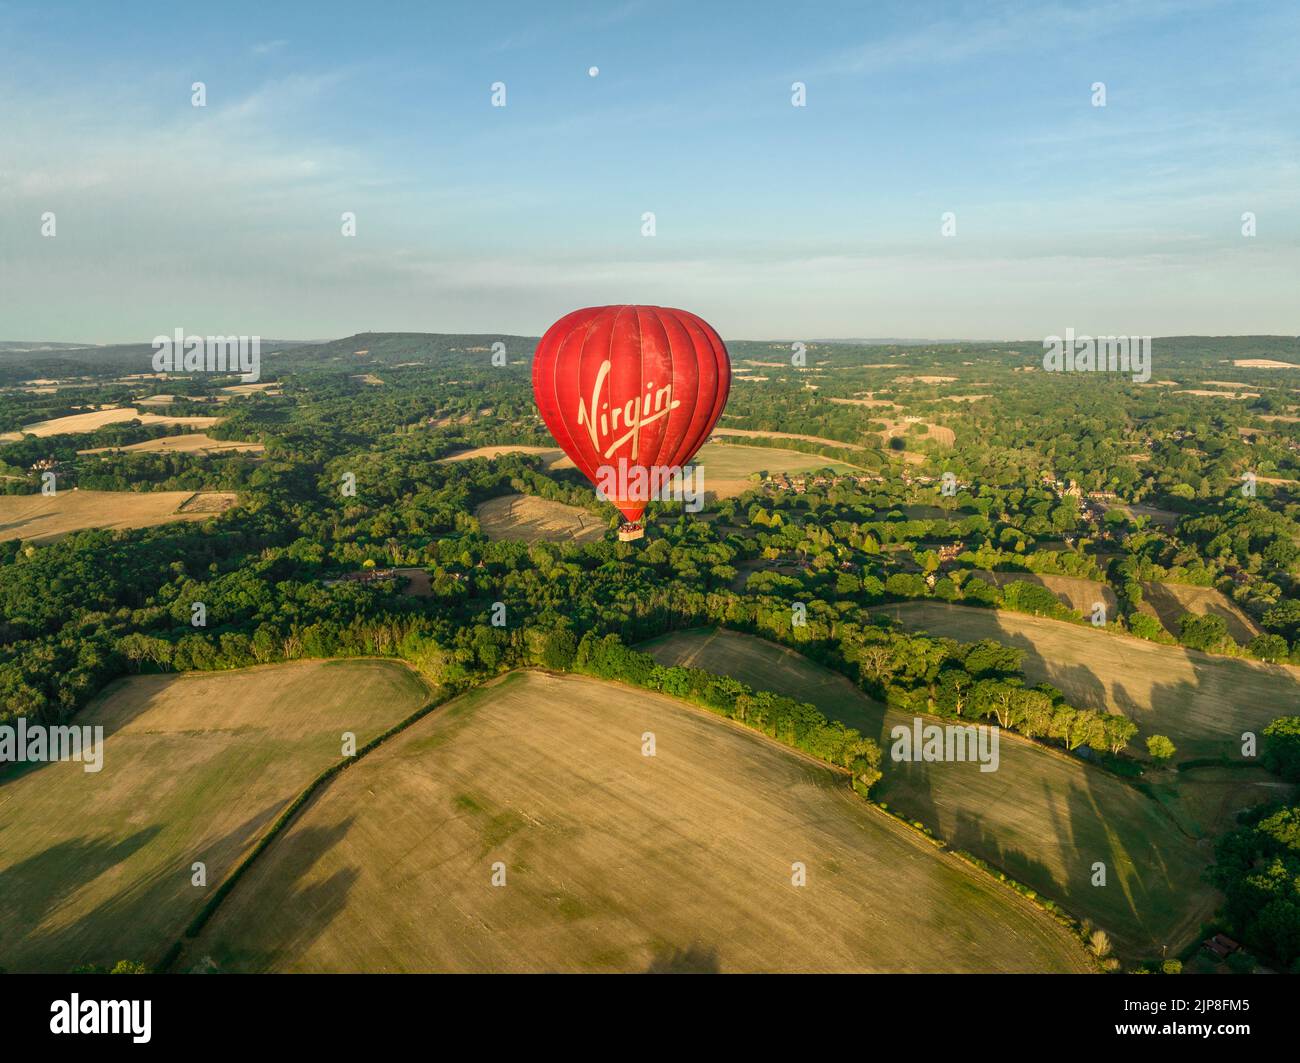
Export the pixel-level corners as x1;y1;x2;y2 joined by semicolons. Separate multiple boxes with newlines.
617;521;645;542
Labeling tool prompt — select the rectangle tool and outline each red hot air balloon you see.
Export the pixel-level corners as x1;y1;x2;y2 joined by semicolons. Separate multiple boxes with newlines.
532;305;731;541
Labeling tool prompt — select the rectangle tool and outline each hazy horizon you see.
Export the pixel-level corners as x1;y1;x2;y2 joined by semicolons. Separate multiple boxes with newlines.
2;329;1299;350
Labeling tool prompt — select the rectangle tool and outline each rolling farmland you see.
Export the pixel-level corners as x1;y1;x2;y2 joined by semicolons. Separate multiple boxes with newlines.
184;671;1090;973
640;628;1274;956
868;602;1300;759
0;660;432;973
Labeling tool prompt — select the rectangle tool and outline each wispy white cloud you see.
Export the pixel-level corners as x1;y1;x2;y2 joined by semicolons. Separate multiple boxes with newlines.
818;0;1227;76
250;39;288;57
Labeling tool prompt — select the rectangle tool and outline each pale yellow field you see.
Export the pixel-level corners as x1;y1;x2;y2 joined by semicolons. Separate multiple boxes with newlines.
79;433;264;456
185;671;1091;973
0;490;238;543
475;493;607;543
694;442;860;497
878;419;957;448
438;445;573;470
221;383;282;396
711;427;859;450
829;395;900;409
0;659;432;973
1;407;221;441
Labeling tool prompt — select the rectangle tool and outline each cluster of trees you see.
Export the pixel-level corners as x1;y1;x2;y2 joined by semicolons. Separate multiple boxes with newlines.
717;458;1298;662
1209;808;1300;966
831;626;1138;756
572;632;883;791
1204;716;1300;969
1262;717;1300;781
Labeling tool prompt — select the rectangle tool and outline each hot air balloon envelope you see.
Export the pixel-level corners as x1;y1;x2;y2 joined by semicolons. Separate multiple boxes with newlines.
531;305;731;539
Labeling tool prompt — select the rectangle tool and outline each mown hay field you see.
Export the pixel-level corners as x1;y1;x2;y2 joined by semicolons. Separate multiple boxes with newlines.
0;660;432;973
965;570;1118;616
0;407;220;441
641;628;1231;957
1137;582;1259;643
474;494;607;544
78;433;264;457
692;442;860;498
186;671;1090;973
0;490;239;543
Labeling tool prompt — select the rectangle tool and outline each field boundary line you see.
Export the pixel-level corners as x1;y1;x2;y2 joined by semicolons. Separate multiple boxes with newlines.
157;675;462;972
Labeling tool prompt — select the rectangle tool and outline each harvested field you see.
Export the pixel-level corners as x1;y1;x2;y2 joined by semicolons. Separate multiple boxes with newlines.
221;383;283;397
693;442;860;497
0;407;221;441
1138;583;1260;644
185;670;1090;973
641;628;1215;957
1153;765;1294;840
878;419;956;448
437;445;572;470
710;427;858;450
965;570;1117;616
829;396;900;409
0;659;432;972
0;490;239;543
79;434;264;456
475;494;607;544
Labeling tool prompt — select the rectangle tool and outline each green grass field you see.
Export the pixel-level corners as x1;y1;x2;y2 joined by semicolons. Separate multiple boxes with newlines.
184;670;1090;973
0;659;431;973
640;628;1262;957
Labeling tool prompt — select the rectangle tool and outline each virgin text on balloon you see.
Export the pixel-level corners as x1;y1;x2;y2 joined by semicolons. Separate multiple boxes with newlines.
577;357;681;460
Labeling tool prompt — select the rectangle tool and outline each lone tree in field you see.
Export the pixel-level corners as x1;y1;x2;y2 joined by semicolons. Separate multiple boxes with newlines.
1146;734;1176;764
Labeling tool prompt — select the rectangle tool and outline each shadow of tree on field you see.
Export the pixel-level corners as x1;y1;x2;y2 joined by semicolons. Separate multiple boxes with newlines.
185;816;361;973
0;827;161;967
0;801;282;972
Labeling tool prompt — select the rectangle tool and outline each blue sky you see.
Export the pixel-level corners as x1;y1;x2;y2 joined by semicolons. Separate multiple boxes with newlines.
1;0;1297;341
